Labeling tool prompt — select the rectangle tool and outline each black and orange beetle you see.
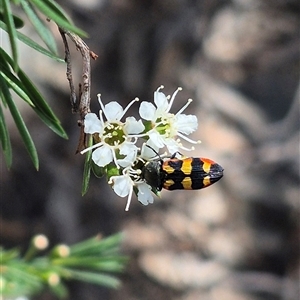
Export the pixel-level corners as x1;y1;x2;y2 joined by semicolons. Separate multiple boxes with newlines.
141;153;224;192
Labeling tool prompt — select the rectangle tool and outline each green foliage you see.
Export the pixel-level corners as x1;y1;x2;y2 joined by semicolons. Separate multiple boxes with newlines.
0;234;127;299
82;135;93;195
0;3;129;298
0;0;87;168
0;72;39;168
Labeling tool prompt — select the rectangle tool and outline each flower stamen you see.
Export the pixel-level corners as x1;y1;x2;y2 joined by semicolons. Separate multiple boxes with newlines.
125;185;133;211
112;147;120;168
121;98;139;119
176;98;193;115
80;142;103;154
157;85;164;92
97;94;106;115
167;87;182;112
177;132;201;145
99;110;104;125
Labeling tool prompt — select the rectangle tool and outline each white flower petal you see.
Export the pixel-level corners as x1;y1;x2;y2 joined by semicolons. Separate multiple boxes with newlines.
111;175;132;197
117;143;138;167
104;101;124;121
176;114;198;135
92;145;113;167
139;101;156;121
148;130;165;149
124;117;145;134
119;142;137;155
141;141;159;160
154;90;168;112
120;144;137;160
164;138;180;154
137;183;154;205
84;113;103;134
117;159;133;168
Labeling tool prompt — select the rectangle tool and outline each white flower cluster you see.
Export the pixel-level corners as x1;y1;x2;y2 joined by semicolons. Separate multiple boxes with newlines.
81;86;199;211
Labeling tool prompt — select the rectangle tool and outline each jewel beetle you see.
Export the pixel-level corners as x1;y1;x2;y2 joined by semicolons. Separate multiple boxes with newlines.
141;154;223;192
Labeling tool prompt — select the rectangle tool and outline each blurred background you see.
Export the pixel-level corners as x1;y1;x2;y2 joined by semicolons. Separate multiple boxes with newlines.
1;0;299;299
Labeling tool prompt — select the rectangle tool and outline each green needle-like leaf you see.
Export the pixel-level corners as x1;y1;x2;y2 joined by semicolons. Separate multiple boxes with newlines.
69;235;104;256
53;256;126;273
48;281;69;299
28;0;87;37
17;69;68;139
0;11;25;28
0;101;12;168
0;247;20;262
62;269;121;289
15;31;64;61
20;0;58;54
70;234;123;256
82;152;92;196
0;76;39;169
91;160;106;178
4;264;43;296
0;20;64;61
32;109;67;138
1;232;126;297
82;135;93;195
0;48;67;139
2;0;19;70
0;70;34;106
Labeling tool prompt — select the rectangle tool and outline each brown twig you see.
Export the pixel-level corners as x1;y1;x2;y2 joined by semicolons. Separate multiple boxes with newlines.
58;28;77;113
58;28;98;152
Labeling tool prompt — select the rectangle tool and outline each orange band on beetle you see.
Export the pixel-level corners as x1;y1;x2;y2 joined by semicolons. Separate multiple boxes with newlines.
201;158;215;173
181;158;193;175
181;177;193;189
203;176;211;186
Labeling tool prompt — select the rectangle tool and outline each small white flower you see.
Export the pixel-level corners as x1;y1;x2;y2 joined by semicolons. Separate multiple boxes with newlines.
84;113;103;133
136;182;154;206
139;86;200;153
80;86;202;211
81;94;144;168
124;117;145;135
109;167;154;211
117;143;138;168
